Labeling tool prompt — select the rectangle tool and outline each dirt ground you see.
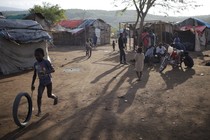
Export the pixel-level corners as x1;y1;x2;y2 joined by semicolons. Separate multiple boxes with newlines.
1;44;210;140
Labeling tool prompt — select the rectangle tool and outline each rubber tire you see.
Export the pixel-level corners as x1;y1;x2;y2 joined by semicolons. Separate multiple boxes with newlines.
159;58;168;73
13;92;32;127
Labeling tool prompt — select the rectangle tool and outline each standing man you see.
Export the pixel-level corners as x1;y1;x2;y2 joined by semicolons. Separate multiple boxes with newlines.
118;33;127;64
92;33;97;48
149;29;156;47
141;29;149;53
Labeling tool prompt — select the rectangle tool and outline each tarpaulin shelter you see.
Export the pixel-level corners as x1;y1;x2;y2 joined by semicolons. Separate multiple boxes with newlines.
174;17;210;51
52;19;111;46
0;19;51;75
6;13;51;32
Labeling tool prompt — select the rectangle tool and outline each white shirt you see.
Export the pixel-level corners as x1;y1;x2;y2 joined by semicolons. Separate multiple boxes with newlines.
156;46;166;55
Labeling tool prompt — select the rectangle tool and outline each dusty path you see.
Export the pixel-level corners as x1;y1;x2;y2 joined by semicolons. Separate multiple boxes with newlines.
1;44;210;140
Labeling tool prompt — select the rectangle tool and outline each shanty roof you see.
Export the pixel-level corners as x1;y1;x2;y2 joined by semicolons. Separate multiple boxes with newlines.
176;17;210;29
54;19;110;35
175;17;210;33
0;19;51;44
6;14;28;19
6;13;46;20
54;19;97;34
57;20;83;29
77;19;96;28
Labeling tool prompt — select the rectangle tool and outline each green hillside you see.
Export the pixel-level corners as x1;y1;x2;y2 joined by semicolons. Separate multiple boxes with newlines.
64;9;210;29
2;9;210;29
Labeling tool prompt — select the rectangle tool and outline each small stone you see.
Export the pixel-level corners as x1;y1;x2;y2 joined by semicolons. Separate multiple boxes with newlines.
118;96;125;98
104;107;109;110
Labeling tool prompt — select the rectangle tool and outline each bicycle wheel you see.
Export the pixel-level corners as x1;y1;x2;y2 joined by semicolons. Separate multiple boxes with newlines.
12;92;32;127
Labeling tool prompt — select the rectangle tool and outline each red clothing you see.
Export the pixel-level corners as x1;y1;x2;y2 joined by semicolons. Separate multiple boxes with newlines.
141;32;149;47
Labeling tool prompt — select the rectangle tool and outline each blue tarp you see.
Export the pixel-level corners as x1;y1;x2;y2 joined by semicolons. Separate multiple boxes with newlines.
78;19;96;28
0;19;51;44
176;17;210;28
193;18;210;28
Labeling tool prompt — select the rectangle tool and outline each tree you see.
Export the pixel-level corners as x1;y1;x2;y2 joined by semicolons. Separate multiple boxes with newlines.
29;2;66;24
114;0;201;45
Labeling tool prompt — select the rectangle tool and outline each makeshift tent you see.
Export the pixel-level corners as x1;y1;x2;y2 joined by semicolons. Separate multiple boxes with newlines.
6;13;51;32
174;17;210;51
0;19;51;75
52;19;111;46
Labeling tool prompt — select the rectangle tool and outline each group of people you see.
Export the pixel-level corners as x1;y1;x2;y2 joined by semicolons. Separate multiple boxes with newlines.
141;29;156;52
144;42;167;63
30;30;186;116
118;32;144;81
117;30;188;82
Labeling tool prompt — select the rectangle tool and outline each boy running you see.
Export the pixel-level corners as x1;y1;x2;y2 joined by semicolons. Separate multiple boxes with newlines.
31;48;58;116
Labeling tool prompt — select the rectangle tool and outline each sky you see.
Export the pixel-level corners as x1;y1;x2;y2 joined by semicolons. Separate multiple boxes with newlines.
0;0;210;16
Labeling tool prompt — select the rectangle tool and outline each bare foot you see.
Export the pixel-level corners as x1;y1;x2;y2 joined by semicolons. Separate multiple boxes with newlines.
35;111;41;117
136;79;141;81
54;97;58;105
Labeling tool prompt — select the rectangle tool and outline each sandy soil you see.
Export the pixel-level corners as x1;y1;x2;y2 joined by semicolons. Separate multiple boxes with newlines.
1;44;210;140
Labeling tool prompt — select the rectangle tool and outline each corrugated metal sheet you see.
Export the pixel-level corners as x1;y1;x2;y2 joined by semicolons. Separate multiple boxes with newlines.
78;19;96;28
58;20;83;29
55;19;97;34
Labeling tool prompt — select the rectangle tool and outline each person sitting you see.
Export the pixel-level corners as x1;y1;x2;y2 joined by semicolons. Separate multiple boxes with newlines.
155;42;166;58
152;43;166;63
173;32;186;51
144;45;155;64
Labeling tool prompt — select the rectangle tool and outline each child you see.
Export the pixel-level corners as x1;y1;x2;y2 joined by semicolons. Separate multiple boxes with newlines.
31;48;58;117
85;39;92;58
112;40;115;51
134;47;145;81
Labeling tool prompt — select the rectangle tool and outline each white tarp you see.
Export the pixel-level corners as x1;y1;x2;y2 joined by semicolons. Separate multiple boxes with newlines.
195;32;201;51
95;28;100;45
